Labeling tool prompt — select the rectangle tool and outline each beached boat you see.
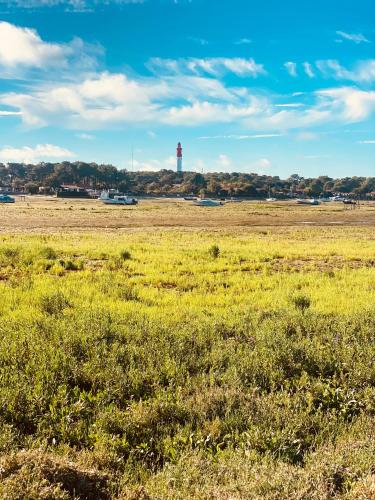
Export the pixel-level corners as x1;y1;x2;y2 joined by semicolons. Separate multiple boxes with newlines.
100;191;138;205
0;194;15;203
296;199;321;205
193;199;223;207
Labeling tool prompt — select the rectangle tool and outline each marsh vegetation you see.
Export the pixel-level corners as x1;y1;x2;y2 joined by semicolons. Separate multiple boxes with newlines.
0;199;374;498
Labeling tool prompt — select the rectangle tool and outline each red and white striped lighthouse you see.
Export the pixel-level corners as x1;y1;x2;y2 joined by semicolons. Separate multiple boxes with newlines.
176;142;182;173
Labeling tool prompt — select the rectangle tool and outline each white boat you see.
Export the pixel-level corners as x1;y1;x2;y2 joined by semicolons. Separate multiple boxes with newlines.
296;198;321;206
226;198;242;203
100;191;138;205
193;199;223;207
266;186;277;202
0;194;15;203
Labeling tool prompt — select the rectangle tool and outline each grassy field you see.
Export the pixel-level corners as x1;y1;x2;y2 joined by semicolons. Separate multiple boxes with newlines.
0;197;374;499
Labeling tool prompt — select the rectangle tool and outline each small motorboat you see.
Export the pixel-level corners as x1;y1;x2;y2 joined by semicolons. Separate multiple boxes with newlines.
0;194;15;203
226;197;242;203
193;199;223;207
100;191;138;205
296;199;321;206
266;197;277;202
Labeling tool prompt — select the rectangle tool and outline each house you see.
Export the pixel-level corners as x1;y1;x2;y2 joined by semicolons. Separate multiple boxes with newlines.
56;184;90;199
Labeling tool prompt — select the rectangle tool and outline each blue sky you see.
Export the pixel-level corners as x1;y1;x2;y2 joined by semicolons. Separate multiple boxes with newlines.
0;0;374;177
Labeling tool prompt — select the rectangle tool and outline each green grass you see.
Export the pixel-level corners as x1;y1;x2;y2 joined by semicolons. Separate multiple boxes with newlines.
0;228;374;498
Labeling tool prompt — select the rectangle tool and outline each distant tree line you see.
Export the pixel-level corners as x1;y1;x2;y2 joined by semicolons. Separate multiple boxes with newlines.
1;161;375;198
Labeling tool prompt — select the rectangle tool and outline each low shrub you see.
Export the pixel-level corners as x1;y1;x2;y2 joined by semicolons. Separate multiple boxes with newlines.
208;244;220;259
39;246;57;260
39;291;71;315
291;293;311;313
120;250;132;261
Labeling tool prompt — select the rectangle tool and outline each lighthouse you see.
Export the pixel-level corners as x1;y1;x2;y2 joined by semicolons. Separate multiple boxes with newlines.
176;142;183;174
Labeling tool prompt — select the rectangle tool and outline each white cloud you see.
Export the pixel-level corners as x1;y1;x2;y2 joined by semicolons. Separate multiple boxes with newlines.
316;59;375;83
0;21;102;75
192;155;272;173
296;131;319;141
199;134;283;140
302;155;330;160
162;98;267;126
129;154;273;174
252;158;271;170
336;31;370;44
188;37;209;46
0;21;68;68
275;103;304;108
1;0;145;10
218;154;232;168
76;132;94;140
2;63;375;133
148;57;266;77
303;62;315;78
239;87;375;131
284;61;297;77
1;72;160;127
0;143;75;163
130;156;175;172
1;71;253;128
0;110;22;116
358;140;375;144
318;87;375;121
235;38;252;45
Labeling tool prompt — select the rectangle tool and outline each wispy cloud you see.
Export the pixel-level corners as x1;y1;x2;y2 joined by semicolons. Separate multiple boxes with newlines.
0;143;75;163
275;103;304;108
0;109;22;116
188;36;209;46
183;155;272;173
316;59;375;83
0;0;145;11
302;154;330;160
76;132;94;140
336;30;370;44
358;139;375;144
129;156;176;172
303;62;315;78
147;57;266;78
296;131;319;141
284;61;297;77
234;38;252;45
199;134;283;140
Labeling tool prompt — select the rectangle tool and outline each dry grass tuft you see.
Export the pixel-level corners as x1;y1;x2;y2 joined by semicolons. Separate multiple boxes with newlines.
0;450;109;499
